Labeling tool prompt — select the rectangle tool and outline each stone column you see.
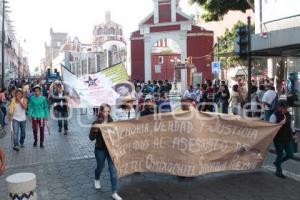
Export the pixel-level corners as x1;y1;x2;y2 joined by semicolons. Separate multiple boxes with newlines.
6;173;37;200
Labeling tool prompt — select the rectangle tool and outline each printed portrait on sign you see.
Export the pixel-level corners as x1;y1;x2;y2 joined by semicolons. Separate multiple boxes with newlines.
113;81;136;106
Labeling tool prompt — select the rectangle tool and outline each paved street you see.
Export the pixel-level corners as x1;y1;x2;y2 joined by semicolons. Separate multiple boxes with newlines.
1;109;300;200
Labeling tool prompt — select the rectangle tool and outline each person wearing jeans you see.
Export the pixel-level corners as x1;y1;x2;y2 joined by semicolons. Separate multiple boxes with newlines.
28;85;49;148
8;89;28;151
269;100;295;178
89;104;122;200
52;83;69;135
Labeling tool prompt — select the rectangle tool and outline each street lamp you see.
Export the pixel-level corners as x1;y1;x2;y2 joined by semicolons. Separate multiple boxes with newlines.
170;57;181;91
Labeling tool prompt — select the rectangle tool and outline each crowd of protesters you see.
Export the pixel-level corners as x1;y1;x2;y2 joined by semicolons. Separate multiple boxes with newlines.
0;76;297;199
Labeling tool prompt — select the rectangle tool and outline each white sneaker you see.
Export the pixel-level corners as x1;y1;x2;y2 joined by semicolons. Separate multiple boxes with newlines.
94;180;101;189
112;193;122;200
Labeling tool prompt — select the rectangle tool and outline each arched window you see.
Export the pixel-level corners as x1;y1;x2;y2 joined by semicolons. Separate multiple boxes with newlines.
110;28;115;35
111;45;118;52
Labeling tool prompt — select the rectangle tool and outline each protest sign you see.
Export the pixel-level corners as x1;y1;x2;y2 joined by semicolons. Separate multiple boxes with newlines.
62;63;131;108
99;110;283;177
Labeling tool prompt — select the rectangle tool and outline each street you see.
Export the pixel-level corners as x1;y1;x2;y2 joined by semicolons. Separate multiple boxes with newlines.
1;109;300;200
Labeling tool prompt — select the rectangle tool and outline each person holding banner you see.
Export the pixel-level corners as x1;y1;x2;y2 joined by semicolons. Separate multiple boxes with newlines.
89;104;122;200
28;85;49;148
270;100;295;178
8;89;28;151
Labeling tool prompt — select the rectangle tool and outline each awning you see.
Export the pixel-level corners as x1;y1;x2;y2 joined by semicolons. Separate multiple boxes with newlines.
251;26;300;57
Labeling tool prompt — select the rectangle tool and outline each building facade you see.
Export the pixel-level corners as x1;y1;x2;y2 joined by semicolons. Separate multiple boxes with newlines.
130;0;213;90
44;12;127;77
251;0;300;128
43;28;68;72
0;2;29;86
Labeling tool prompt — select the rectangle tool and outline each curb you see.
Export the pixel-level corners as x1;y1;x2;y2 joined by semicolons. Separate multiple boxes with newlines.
269;149;300;162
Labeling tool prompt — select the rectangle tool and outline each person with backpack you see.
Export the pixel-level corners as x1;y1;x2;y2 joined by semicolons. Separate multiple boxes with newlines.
262;86;278;121
269;100;296;178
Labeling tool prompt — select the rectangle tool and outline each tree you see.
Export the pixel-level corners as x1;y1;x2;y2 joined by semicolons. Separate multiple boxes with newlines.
190;0;254;22
216;21;266;78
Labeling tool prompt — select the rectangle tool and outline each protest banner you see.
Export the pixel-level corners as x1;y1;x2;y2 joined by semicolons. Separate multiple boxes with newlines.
99;110;283;178
61;63;133;108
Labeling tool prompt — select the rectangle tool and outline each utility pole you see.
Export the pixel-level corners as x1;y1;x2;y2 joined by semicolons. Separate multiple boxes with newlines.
247;16;252;104
1;0;5;88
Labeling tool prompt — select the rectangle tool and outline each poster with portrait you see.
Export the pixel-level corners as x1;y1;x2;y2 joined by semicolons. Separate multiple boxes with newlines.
62;64;134;108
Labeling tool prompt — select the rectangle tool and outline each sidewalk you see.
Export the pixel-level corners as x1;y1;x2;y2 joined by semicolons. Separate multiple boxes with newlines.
1;158;300;200
269;132;300;161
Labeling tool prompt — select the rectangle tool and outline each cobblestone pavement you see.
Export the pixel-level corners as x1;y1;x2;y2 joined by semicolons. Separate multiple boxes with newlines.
1;109;300;200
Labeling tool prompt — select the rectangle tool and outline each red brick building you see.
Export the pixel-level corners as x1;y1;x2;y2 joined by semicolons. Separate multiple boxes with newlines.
130;0;214;88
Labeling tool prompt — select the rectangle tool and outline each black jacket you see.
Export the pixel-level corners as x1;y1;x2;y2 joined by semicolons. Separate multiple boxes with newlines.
89;117;113;150
141;107;155;116
52;92;69;114
274;111;294;143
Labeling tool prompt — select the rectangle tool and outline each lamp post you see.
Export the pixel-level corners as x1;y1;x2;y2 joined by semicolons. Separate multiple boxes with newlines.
170;57;180;91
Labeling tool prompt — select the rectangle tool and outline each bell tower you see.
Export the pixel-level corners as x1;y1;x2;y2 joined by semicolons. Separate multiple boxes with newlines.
153;0;178;24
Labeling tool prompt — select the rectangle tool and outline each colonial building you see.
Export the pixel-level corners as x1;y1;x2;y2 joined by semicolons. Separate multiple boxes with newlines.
130;0;214;89
48;11;127;77
43;28;68;71
0;4;29;85
92;11;126;52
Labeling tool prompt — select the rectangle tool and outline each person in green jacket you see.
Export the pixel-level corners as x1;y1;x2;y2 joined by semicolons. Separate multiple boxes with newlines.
28;85;49;148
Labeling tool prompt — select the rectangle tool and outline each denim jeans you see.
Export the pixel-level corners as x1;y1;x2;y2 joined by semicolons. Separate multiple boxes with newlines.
0;109;4;127
56;111;68;131
264;110;273;121
222;103;229;114
274;140;294;174
13;120;26;147
94;148;118;193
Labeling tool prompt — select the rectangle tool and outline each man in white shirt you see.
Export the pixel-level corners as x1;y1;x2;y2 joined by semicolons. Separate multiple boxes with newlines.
262;86;277;121
114;96;136;121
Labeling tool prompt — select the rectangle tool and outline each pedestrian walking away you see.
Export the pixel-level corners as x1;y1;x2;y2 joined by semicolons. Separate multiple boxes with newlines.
8;88;28;151
89;104;122;200
28;85;49;148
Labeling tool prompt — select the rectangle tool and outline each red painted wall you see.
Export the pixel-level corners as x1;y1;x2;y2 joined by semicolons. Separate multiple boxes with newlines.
159;3;171;23
150;25;180;33
151;54;179;81
131;39;145;81
176;13;189;22
187;35;214;82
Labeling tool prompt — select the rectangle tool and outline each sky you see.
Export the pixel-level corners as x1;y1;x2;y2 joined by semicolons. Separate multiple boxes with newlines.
9;0;198;73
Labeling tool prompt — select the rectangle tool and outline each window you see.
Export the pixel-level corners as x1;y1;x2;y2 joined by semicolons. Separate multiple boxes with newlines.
158;56;164;64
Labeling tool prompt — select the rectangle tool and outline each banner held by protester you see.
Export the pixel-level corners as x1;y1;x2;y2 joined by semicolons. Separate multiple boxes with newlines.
99;110;283;178
61;63;134;108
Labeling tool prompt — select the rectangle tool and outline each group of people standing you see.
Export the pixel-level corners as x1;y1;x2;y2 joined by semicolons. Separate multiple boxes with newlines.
0;80;69;151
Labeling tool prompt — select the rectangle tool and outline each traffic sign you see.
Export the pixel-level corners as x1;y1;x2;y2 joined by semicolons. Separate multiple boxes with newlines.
212;61;221;73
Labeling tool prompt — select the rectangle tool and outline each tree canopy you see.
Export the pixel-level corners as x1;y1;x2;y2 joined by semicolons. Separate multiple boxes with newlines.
190;0;254;22
217;21;265;75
